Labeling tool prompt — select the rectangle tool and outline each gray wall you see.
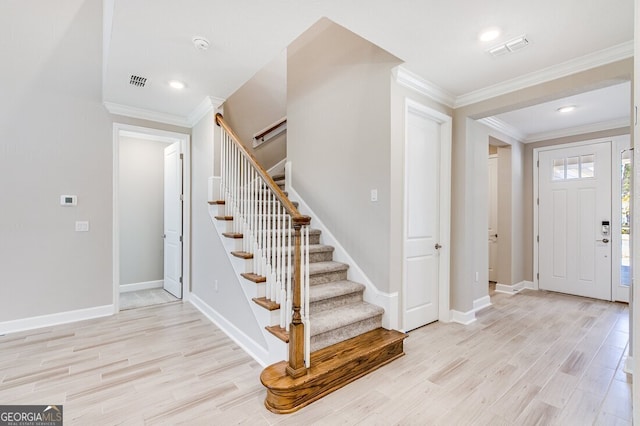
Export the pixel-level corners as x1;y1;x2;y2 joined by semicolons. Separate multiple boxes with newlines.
0;0;190;324
0;0;113;322
190;110;267;346
287;19;402;293
223;50;287;171
118;136;165;285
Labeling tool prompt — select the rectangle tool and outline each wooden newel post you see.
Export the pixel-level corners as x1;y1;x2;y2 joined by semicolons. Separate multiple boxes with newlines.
286;218;309;378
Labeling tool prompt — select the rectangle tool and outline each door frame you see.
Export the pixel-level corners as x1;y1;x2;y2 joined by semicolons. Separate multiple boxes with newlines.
533;136;626;297
401;99;451;329
112;123;191;312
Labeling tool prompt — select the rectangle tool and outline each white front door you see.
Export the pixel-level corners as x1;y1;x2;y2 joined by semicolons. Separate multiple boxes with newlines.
403;103;442;331
488;155;498;282
164;142;183;298
538;141;612;300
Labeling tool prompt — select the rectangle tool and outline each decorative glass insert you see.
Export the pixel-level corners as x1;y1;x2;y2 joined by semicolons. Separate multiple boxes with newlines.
550;154;595;181
580;155;595;178
566;156;579;179
553;159;565;180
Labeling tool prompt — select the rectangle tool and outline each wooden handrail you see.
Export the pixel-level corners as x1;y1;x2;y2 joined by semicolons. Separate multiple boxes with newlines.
253;117;287;142
216;113;310;226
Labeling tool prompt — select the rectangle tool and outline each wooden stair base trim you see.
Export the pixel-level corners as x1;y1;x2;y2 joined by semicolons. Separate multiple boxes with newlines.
260;328;407;414
253;297;280;311
222;232;243;239
215;215;234;221
208;200;225;205
231;251;253;259
266;325;289;342
241;273;266;283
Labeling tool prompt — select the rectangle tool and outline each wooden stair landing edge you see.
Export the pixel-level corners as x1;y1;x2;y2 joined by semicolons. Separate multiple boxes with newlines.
260;328;407;414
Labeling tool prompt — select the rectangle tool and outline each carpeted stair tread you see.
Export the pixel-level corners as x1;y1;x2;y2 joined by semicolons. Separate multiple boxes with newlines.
271;172;286;181
309;302;383;336
309;281;364;303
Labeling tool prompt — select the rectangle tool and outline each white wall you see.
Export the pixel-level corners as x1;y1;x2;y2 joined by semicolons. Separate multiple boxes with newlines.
287;19;402;293
190;110;267;347
118;136;165;285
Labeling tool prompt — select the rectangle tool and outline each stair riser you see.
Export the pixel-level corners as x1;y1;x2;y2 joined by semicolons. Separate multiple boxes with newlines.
310;315;382;352
310;270;348;286
310;292;363;314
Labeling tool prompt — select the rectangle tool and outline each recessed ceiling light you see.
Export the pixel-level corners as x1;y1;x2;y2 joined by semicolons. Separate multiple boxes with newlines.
557;105;576;113
169;80;186;90
479;28;501;42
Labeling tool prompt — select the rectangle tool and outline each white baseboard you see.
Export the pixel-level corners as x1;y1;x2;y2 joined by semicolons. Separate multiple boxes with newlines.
0;305;114;335
450;309;476;325
495;281;524;295
523;280;535;289
473;295;491;312
624;355;634;375
286;184;400;330
120;280;163;293
189;294;270;368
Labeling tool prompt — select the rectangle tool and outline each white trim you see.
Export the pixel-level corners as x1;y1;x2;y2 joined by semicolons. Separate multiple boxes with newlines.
473;295;492;312
189;294;269;368
119;280;164;293
495;281;525;295
478;117;526;142
624;355;634;375
266;158;287;176
0;305;113;335
450;309;476;325
393;66;456;107
455;41;634;108
113;124;191;311
287;185;400;330
524;118;630;144
105;102;191;128
187;96;225;127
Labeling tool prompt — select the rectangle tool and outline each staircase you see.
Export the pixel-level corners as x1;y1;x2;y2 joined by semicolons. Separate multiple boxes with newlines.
212;114;406;414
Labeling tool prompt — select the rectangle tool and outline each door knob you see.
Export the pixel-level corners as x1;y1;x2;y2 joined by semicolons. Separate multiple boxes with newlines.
435;243;442;250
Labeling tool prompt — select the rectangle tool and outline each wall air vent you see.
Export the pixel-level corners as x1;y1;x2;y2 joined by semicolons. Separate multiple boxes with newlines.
129;75;147;87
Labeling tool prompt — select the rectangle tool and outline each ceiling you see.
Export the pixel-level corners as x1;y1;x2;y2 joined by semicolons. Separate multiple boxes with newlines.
103;0;634;135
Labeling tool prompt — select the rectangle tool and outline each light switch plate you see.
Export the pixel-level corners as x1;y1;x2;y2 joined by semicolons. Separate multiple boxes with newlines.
75;221;89;232
370;189;378;202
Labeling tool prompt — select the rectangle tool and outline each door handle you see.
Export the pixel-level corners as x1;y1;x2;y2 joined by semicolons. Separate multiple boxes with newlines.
596;238;609;243
162;234;166;239
435;243;442;250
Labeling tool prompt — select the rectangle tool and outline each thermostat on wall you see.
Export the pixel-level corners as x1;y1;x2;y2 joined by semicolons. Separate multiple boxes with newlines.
60;195;77;206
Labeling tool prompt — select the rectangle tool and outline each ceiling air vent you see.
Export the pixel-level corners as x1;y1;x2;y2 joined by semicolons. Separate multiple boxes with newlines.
129;75;147;87
487;35;529;57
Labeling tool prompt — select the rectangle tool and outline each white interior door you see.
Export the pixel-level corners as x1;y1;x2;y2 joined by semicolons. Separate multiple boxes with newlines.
488;155;498;282
538;141;611;300
403;105;441;331
164;142;183;298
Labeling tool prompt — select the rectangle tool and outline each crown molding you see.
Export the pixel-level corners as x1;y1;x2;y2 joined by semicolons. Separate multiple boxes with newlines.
478;117;526;141
187;96;226;127
394;66;456;108
522;117;630;143
104;102;191;128
455;41;634;108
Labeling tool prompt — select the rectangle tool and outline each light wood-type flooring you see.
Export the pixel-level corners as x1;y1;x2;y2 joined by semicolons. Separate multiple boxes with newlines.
0;288;631;425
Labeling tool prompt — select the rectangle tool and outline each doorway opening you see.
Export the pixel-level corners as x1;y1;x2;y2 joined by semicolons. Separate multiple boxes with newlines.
112;124;191;312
